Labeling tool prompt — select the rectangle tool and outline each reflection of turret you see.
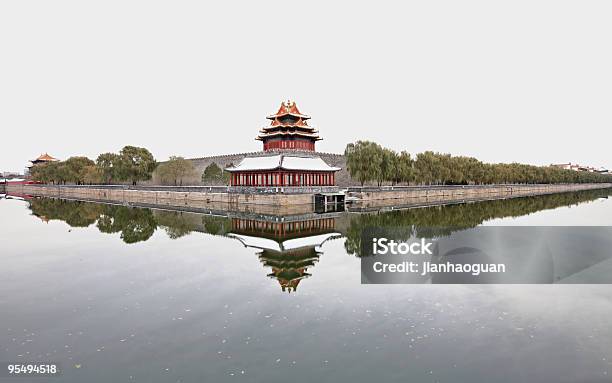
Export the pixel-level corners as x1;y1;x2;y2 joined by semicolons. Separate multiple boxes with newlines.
260;247;320;292
228;218;341;293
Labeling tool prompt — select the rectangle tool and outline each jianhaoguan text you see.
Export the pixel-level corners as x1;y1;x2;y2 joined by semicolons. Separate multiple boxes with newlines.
372;261;506;276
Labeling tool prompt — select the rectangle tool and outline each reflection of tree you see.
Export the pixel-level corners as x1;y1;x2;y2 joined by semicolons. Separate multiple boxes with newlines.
25;188;610;249
116;208;157;244
344;189;612;256
29;198;104;227
154;210;198;239
95;205;157;243
202;216;232;236
28;199;156;244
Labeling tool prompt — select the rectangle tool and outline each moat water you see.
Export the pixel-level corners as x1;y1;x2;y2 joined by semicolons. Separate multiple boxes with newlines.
1;190;612;382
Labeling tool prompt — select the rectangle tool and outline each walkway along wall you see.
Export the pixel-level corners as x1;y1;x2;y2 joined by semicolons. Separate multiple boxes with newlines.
6;183;612;209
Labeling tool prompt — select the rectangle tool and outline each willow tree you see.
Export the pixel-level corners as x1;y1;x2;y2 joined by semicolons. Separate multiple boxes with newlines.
157;156;196;186
96;153;120;184
202;162;230;185
115;146;157;185
344;141;384;186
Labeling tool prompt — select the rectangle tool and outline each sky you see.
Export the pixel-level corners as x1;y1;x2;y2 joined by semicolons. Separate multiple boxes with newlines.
1;0;611;173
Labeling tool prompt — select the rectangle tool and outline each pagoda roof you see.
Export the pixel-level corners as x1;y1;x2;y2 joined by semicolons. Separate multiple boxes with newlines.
31;153;59;162
268;118;311;128
267;101;310;120
256;131;322;141
225;155;340;172
227;232;341;252
269;270;310;283
259;126;319;133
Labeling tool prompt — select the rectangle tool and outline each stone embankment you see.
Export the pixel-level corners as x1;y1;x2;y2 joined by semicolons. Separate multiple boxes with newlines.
346;183;612;203
6;183;612;209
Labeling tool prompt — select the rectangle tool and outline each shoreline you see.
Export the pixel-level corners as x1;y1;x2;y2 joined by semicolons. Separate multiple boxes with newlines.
6;183;612;211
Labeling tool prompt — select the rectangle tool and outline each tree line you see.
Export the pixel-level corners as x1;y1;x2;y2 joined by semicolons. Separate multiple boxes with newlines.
343;188;612;257
31;148;232;187
344;141;612;186
28;198;231;243
156;159;230;185
30;146;157;185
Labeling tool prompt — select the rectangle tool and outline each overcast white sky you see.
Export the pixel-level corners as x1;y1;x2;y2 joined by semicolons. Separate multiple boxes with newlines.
1;1;611;172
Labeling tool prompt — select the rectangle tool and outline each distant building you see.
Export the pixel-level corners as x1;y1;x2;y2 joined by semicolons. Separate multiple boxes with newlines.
551;163;580;171
26;153;59;176
550;162;607;173
226;101;340;186
28;153;59;169
1;171;23;178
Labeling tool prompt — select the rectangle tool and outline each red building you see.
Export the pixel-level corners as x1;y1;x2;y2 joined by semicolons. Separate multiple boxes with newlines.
227;101;340;187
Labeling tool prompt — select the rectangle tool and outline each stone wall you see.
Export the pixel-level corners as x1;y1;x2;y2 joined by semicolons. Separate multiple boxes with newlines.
8;183;612;211
347;183;612;203
9;184;315;211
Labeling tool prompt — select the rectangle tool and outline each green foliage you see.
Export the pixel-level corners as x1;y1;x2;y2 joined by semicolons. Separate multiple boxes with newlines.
157;156;197;186
344;141;384;186
95;205;157;244
154;210;199;239
30;157;96;184
28;199;104;227
64;156;95;184
31;146;157;186
344;141;612;186
344;188;612;257
116;146;157;185
202;162;230;185
96;153;120;183
82;165;104;184
27;198;219;243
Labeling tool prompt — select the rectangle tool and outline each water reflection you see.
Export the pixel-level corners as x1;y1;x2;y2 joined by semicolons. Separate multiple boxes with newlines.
343;189;611;256
228;218;341;292
22;188;612;290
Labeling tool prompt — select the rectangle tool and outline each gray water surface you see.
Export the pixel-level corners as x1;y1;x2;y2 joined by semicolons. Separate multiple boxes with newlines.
1;191;612;383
